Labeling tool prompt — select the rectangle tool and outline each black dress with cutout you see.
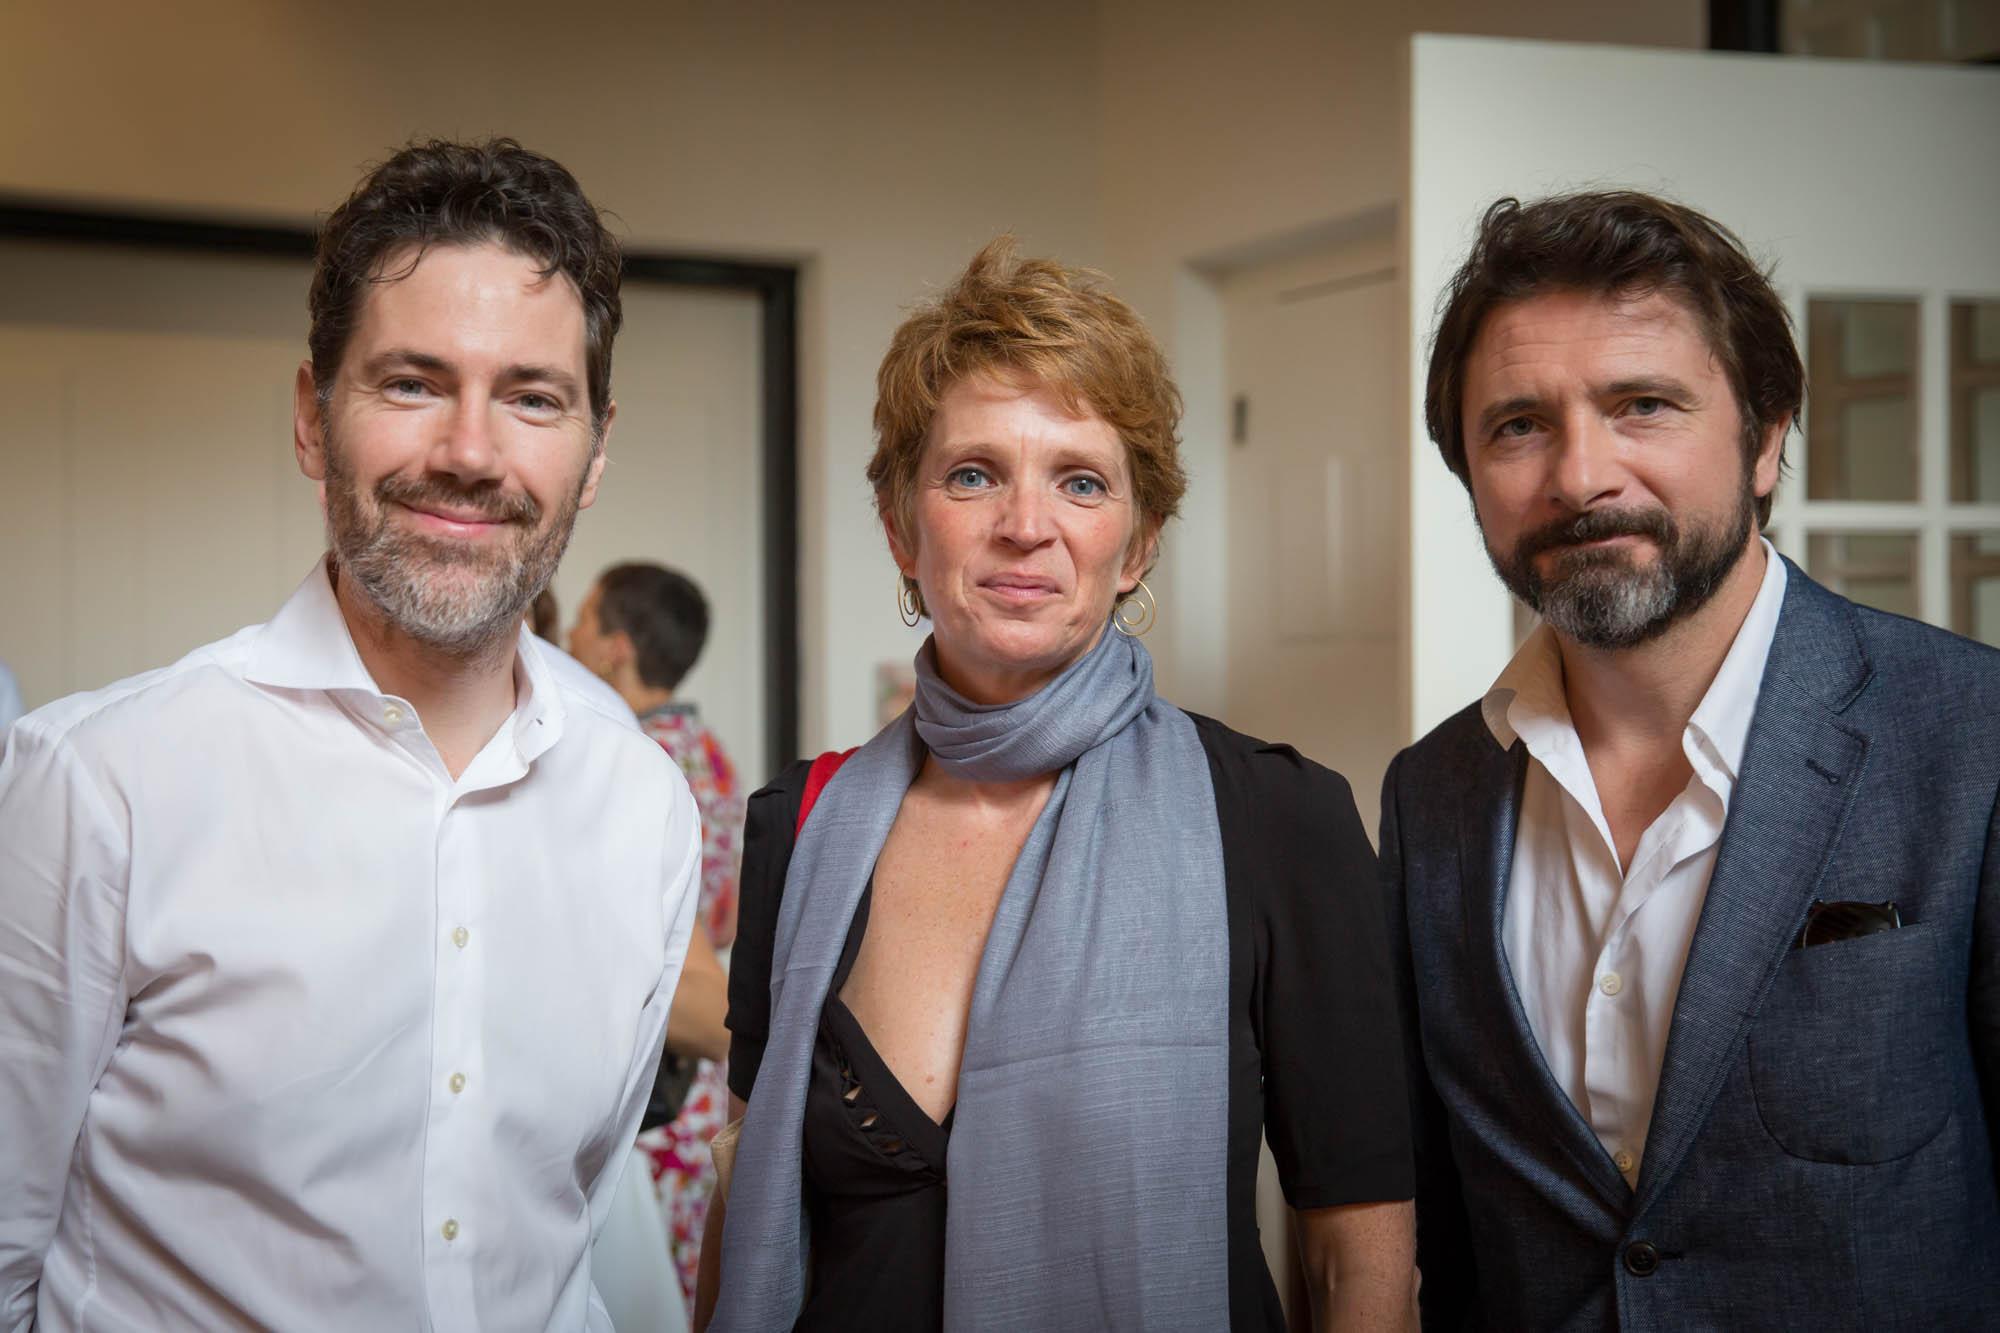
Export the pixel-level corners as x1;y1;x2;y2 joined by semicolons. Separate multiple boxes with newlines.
726;714;1414;1332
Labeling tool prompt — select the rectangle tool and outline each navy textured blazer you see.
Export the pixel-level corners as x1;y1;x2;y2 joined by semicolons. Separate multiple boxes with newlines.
1381;560;2000;1331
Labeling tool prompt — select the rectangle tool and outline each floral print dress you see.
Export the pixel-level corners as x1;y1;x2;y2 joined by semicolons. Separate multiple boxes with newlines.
633;703;744;1307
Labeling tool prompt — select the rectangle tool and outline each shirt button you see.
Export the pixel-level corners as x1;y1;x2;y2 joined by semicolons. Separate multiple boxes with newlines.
441;1218;459;1242
449;1072;466;1094
452;926;469;949
1614;1149;1635;1174
382;704;403;725
1624;1240;1660;1276
1599;972;1624;997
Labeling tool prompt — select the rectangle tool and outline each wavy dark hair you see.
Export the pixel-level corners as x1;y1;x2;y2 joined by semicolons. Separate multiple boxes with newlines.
1425;190;1802;527
308;137;623;436
596;563;710;692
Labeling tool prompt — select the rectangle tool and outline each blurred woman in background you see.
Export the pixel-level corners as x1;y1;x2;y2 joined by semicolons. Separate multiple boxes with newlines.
570;563;743;1319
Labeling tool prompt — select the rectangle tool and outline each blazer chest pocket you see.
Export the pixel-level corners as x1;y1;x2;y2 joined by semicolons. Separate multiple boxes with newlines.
1748;922;1949;1164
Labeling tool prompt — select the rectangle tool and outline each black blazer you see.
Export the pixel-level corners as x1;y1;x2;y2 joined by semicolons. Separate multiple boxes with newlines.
728;712;1415;1330
1382;560;2000;1331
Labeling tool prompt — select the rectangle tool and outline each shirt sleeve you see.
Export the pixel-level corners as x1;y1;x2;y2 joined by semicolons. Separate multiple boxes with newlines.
0;720;132;1329
582;757;702;1248
1238;739;1416;1209
725;762;809;1104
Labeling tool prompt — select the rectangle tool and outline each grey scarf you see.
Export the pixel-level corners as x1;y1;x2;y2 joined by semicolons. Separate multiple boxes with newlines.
713;625;1230;1331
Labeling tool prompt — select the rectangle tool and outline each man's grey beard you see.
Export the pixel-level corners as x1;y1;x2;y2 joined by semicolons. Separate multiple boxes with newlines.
1487;486;1756;651
322;432;586;658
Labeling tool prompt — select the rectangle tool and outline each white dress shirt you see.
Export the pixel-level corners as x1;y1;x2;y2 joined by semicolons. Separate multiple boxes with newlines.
0;560;701;1332
1484;540;1786;1187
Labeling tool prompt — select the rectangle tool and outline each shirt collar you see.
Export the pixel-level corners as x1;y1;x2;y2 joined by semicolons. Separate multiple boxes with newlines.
1482;618;1567;752
243;556;387;695
1482;537;1789;787
245;555;567;763
510;628;566;763
1684;537;1787;784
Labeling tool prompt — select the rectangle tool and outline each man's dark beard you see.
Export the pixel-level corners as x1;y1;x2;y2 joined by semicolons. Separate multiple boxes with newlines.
323;432;584;657
1487;486;1756;650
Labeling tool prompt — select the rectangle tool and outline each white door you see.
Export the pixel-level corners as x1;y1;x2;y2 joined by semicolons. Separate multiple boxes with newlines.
1221;225;1403;836
1406;36;2000;736
550;280;766;782
0;237;771;780
1220;225;1407;1333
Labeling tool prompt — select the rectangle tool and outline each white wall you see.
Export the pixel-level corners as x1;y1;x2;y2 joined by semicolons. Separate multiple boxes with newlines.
1407;35;2000;734
0;243;314;704
0;0;1104;752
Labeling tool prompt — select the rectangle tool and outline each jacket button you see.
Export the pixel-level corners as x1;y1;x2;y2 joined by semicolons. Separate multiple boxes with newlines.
1624;1241;1660;1276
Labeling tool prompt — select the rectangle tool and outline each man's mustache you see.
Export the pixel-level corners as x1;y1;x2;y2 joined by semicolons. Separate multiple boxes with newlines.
1514;507;1675;563
374;476;539;526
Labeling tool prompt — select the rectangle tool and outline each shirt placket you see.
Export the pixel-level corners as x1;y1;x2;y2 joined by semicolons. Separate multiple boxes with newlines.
424;783;484;1325
1581;925;1641;1181
1578;797;1680;1183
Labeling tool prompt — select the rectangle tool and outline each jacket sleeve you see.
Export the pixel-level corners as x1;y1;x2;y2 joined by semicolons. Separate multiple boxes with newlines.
1379;750;1475;1332
0;721;131;1331
1973;778;2000;1185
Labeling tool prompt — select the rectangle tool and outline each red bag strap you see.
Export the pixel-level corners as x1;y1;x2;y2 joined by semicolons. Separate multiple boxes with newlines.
795;748;856;836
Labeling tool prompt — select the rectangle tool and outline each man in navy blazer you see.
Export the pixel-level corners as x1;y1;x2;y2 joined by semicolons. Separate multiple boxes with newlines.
1382;190;2000;1331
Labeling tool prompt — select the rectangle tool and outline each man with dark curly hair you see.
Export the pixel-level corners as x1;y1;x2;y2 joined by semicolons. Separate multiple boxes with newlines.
1384;191;2000;1329
0;140;702;1330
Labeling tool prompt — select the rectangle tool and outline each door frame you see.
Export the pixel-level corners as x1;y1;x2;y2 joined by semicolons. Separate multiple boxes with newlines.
0;197;800;775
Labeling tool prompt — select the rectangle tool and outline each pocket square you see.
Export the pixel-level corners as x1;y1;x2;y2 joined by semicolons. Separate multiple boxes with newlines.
1794;899;1902;949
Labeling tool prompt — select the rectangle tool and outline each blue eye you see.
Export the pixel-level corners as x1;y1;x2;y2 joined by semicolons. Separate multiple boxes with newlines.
1630;396;1668;416
388;378;429;399
1497;417;1535;438
950;467;990;488
1063;475;1106;497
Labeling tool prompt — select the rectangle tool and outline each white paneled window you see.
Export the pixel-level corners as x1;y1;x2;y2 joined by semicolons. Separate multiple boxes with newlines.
1784;0;2000;62
1771;294;2000;649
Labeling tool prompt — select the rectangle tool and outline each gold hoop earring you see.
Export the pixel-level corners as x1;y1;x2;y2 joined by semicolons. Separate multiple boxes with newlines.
897;573;925;628
1113;580;1157;637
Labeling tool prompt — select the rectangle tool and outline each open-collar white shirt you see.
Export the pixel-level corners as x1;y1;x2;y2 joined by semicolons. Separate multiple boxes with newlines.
1482;539;1786;1187
0;559;701;1331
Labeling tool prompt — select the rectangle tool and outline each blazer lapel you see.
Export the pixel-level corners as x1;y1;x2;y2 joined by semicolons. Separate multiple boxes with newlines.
1634;564;1873;1214
1460;734;1633;1209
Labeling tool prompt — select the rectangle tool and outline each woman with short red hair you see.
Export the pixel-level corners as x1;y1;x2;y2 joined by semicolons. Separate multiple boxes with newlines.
703;239;1415;1332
